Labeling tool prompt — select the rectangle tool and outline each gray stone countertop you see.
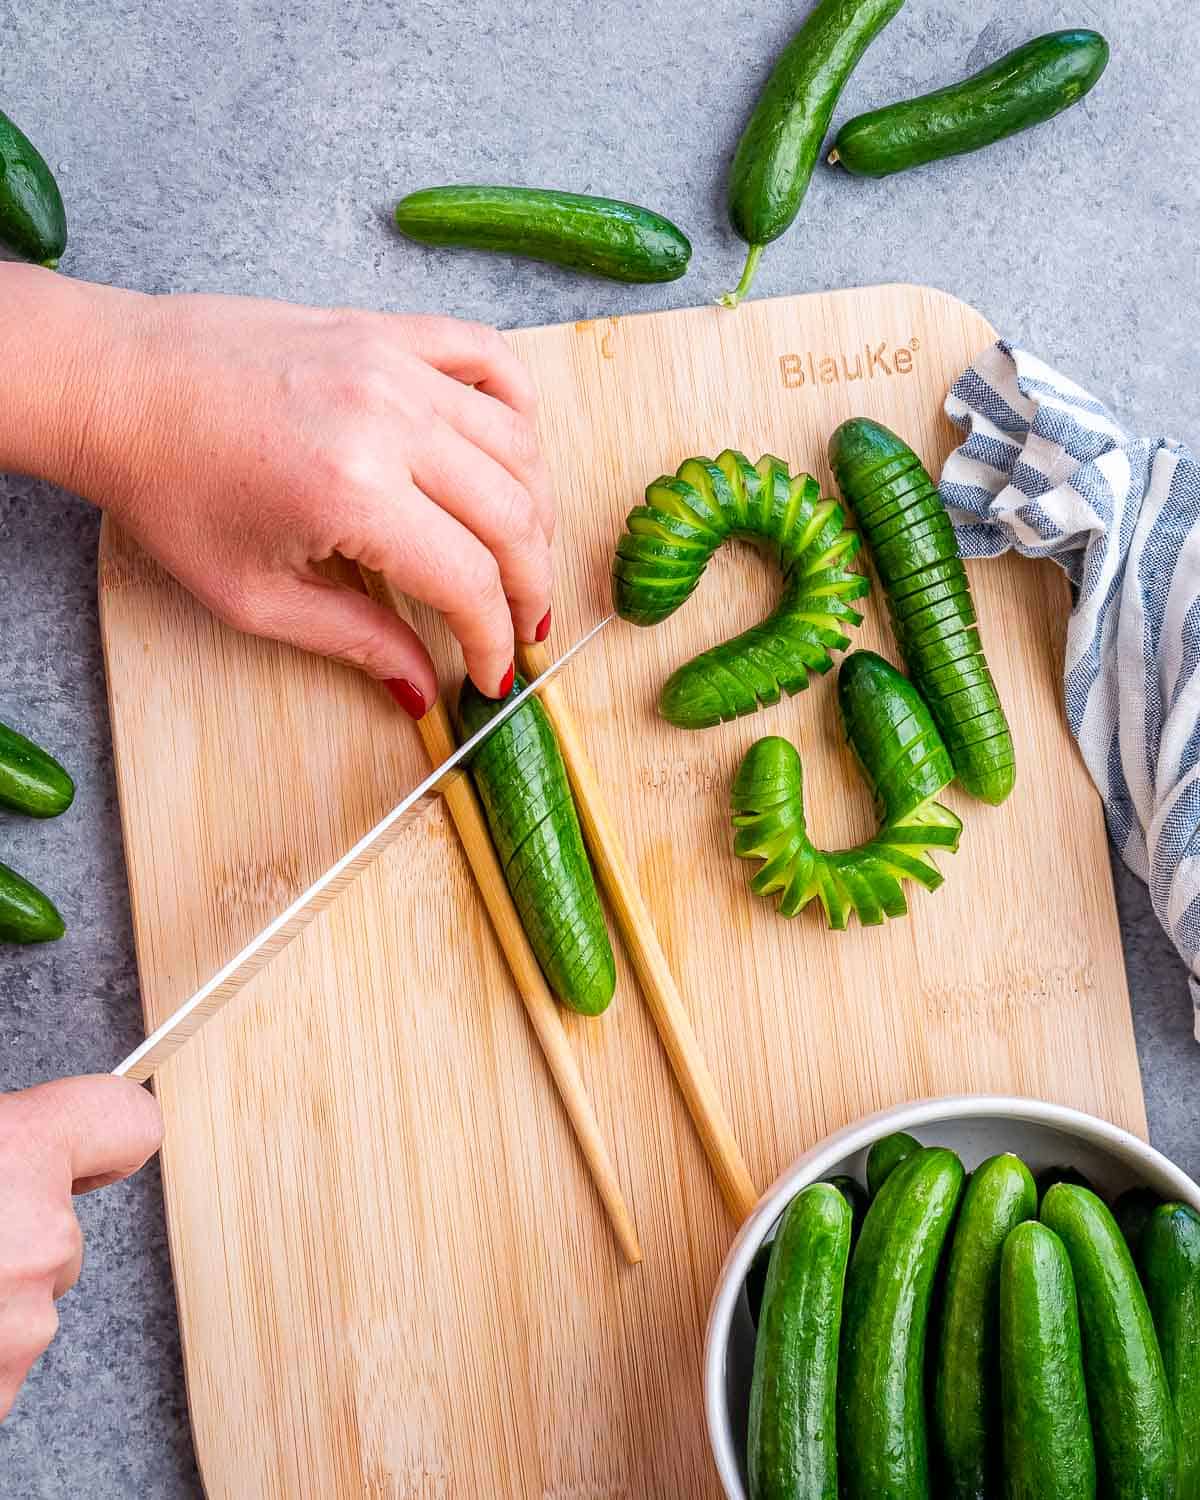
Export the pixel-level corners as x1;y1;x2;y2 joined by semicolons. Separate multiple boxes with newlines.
1;1;1196;1493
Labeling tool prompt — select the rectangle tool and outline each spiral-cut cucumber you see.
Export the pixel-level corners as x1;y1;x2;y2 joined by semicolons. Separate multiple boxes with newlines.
731;651;961;928
612;451;868;729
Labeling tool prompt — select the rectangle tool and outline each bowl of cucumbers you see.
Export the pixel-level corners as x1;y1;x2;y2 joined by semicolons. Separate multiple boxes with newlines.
704;1095;1200;1499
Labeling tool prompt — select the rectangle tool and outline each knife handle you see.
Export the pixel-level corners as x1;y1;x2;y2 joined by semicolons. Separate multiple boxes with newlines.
360;570;642;1266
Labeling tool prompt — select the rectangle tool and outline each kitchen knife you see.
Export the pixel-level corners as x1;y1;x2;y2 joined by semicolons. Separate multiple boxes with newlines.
113;612;615;1083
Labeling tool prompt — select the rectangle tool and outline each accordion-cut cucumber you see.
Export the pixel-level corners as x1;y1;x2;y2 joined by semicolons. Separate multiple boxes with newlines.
828;418;1014;804
613;451;868;729
731;652;961;929
458;677;615;1016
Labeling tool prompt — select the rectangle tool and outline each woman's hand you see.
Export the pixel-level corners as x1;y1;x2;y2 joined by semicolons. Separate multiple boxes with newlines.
0;1075;162;1421
2;268;556;711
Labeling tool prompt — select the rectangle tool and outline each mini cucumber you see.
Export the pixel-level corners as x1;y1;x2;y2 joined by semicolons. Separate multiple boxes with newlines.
1040;1184;1178;1499
1113;1185;1162;1253
722;0;906;305
999;1221;1096;1500
839;1147;966;1499
1139;1204;1200;1500
865;1132;921;1197
458;677;615;1015
394;186;691;284
828;1175;869;1242
0;718;75;817
829;30;1109;178
1035;1164;1096;1208
0;859;65;943
613;452;867;729
748;1183;852;1500
731;654;962;930
0;107;67;266
933;1153;1038;1497
747;1237;775;1328
829;418;1015;804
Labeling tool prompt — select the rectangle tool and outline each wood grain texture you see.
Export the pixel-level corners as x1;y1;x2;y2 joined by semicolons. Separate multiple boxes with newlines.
98;284;1144;1500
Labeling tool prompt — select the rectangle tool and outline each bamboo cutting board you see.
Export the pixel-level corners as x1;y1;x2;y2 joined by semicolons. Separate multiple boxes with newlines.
99;284;1144;1500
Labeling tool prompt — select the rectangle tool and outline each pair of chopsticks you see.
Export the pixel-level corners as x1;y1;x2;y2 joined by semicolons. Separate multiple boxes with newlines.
362;570;758;1261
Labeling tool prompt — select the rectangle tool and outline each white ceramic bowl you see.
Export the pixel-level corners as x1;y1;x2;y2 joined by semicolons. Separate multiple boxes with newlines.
704;1094;1200;1500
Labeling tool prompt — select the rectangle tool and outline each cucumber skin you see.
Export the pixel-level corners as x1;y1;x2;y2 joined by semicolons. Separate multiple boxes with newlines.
828;418;1014;805
0;719;75;817
0;108;66;266
1140;1204;1200;1500
728;0;905;249
933;1153;1038;1498
999;1221;1097;1500
1040;1185;1179;1500
394;187;691;284
865;1131;921;1198
748;1183;852;1500
0;860;65;943
831;31;1109;178
838;1147;966;1499
458;678;615;1016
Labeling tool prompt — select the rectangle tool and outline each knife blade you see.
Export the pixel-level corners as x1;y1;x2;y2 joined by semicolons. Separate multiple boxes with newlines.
113;612;615;1083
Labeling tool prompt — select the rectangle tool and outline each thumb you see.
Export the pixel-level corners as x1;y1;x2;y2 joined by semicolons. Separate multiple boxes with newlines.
13;1075;163;1194
254;574;439;717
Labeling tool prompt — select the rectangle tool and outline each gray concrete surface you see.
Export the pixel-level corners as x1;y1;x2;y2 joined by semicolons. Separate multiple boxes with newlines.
0;0;1197;1492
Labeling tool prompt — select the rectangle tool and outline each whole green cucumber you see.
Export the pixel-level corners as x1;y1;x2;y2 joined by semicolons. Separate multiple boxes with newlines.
721;0;906;305
839;1146;966;1499
0;718;75;817
0;108;66;266
1035;1163;1096;1207
829;30;1109;178
1041;1184;1178;1499
748;1183;852;1500
394;186;691;284
828;1174;869;1242
613;451;867;728
1140;1204;1200;1500
1113;1185;1162;1253
933;1153;1038;1497
999;1221;1096;1500
746;1237;776;1328
0;860;65;943
865;1131;921;1198
458;677;615;1015
828;418;1015;804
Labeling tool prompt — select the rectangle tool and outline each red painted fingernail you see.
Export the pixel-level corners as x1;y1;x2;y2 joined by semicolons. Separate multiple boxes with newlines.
498;661;515;698
535;608;552;643
384;678;427;720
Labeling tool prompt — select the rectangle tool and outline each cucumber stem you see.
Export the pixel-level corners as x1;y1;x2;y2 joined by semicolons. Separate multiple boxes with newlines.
827;148;841;166
717;243;763;309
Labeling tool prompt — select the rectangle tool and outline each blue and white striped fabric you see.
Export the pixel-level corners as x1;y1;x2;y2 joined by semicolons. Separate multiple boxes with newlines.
940;340;1200;1038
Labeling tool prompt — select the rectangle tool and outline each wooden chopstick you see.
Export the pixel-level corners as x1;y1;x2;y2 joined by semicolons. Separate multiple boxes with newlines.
518;638;759;1224
359;569;642;1266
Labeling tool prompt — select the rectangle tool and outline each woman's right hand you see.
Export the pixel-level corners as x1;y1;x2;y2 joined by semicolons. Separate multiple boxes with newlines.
0;1075;162;1420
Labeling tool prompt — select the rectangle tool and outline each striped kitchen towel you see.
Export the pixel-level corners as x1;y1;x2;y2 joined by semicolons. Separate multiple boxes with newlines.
940;340;1200;1038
